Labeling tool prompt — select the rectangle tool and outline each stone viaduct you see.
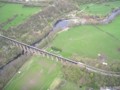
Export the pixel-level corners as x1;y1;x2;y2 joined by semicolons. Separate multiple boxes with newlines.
0;34;120;77
0;34;78;64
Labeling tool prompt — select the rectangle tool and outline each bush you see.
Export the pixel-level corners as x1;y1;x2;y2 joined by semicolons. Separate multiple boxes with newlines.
51;46;62;52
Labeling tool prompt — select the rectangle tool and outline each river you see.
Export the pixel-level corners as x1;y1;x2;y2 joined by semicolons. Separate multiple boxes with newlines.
53;8;120;30
1;7;120;71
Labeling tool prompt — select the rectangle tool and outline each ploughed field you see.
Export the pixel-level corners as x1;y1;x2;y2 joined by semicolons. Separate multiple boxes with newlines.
79;1;120;16
0;2;40;30
48;15;120;62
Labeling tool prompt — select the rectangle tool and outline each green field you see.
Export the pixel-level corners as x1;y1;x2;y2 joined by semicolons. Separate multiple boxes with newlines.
79;1;120;16
3;1;120;90
4;55;82;90
47;15;120;62
4;55;61;90
0;2;41;30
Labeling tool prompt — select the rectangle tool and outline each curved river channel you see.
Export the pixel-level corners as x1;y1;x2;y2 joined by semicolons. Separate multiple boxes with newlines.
53;8;120;30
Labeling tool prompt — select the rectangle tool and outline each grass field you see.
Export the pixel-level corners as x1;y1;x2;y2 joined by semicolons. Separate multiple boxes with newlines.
4;55;61;90
0;2;41;30
79;1;120;16
3;1;120;90
4;55;82;90
58;81;81;90
47;15;120;62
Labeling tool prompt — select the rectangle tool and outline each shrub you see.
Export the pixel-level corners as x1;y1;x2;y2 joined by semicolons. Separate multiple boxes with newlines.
51;46;62;52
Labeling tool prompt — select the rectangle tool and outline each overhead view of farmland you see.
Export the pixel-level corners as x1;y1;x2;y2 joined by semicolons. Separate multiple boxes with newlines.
0;2;41;30
0;0;120;90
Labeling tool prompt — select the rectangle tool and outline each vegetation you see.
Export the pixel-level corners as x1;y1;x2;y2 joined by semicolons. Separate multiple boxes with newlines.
0;54;30;89
3;55;78;90
0;1;77;89
73;0;120;5
4;55;61;90
48;16;120;62
62;64;120;89
51;46;62;52
0;38;21;67
79;1;120;16
4;56;120;90
1;0;120;90
0;2;41;30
